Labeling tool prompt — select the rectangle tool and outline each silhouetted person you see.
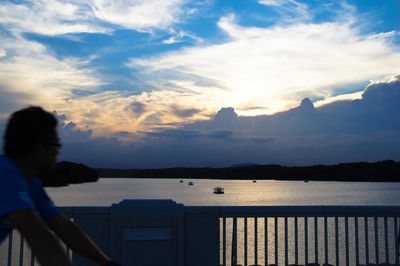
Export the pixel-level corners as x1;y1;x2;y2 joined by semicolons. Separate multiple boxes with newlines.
0;107;119;266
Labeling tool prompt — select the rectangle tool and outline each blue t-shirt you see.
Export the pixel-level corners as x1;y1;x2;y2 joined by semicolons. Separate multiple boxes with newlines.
0;155;61;243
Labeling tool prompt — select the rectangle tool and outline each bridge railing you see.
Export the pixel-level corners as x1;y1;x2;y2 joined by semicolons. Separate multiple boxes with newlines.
2;202;400;266
213;205;400;266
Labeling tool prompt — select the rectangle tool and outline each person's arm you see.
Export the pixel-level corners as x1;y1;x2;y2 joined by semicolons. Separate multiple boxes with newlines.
46;212;112;266
6;208;74;266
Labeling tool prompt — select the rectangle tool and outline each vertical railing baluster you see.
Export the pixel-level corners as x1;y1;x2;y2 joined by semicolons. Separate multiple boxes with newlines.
375;216;379;264
223;217;226;266
365;217;369;265
31;250;35;266
335;217;339;266
345;217;349;266
254;217;258;266
19;235;24;266
232;217;238;266
395;217;399;265
67;246;71;260
265;217;268;266
275;217;278;265
305;217;308;265
355;217;360;266
324;216;328;266
295;217;298;265
315;217;318;264
285;217;288;266
244;217;248;266
8;231;13;266
384;216;389;264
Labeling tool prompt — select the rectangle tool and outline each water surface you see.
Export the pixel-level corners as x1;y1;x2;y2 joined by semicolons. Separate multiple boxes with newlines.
46;178;400;206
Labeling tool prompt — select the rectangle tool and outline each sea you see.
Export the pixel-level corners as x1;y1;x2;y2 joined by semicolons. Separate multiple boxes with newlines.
2;178;400;266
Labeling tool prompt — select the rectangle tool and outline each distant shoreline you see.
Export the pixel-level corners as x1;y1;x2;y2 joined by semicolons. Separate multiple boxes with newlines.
96;160;400;182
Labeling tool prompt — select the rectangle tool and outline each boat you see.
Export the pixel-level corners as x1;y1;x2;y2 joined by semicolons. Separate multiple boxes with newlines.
188;181;194;186
179;180;183;183
253;180;257;183
213;187;224;194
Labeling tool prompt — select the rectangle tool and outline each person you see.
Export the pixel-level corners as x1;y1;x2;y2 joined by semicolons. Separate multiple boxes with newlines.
0;106;119;266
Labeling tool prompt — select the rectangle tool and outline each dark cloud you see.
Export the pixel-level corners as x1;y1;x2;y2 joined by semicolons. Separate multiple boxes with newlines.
129;102;146;115
143;112;163;124
171;106;200;118
52;111;93;143
59;121;93;142
52;110;67;121
70;89;97;97
113;131;133;137
0;88;33;114
145;129;203;139
207;130;234;139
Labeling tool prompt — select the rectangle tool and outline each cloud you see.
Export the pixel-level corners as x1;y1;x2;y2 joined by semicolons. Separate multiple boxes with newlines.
53;111;93;143
0;49;6;57
102;75;400;167
1;0;400;168
129;102;147;116
0;1;109;36
162;28;204;44
127;13;400;117
0;0;191;36
258;0;310;23
171;106;200;118
0;34;103;117
1;75;400;168
170;75;400;138
1;0;400;139
90;0;188;31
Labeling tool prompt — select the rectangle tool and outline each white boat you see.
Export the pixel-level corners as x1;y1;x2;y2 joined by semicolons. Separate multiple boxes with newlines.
213;187;224;194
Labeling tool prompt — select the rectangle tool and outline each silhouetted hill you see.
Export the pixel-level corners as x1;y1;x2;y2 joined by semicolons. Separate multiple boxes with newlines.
39;161;99;187
97;160;400;182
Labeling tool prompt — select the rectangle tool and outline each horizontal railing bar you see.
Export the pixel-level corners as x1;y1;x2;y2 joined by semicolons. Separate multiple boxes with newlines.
182;206;400;218
61;206;400;219
60;206;111;216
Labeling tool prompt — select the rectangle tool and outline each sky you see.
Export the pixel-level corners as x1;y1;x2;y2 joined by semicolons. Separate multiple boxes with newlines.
0;0;400;168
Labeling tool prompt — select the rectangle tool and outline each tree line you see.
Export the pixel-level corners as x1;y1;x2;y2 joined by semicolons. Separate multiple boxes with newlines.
39;161;99;187
97;160;400;182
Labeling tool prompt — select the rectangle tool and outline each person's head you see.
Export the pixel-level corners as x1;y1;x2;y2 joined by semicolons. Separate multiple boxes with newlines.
3;106;61;172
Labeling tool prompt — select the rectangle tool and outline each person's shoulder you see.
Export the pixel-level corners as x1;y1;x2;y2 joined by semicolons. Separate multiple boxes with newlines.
30;177;44;190
0;155;16;170
0;155;26;187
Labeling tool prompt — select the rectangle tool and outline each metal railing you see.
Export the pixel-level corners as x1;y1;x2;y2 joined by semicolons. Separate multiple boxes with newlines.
213;206;400;266
2;205;400;266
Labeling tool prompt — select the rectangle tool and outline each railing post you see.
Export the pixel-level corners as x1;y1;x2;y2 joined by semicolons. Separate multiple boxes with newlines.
185;206;220;266
110;200;184;266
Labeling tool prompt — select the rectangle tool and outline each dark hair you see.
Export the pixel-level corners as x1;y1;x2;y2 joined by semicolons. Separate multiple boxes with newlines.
3;106;58;159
